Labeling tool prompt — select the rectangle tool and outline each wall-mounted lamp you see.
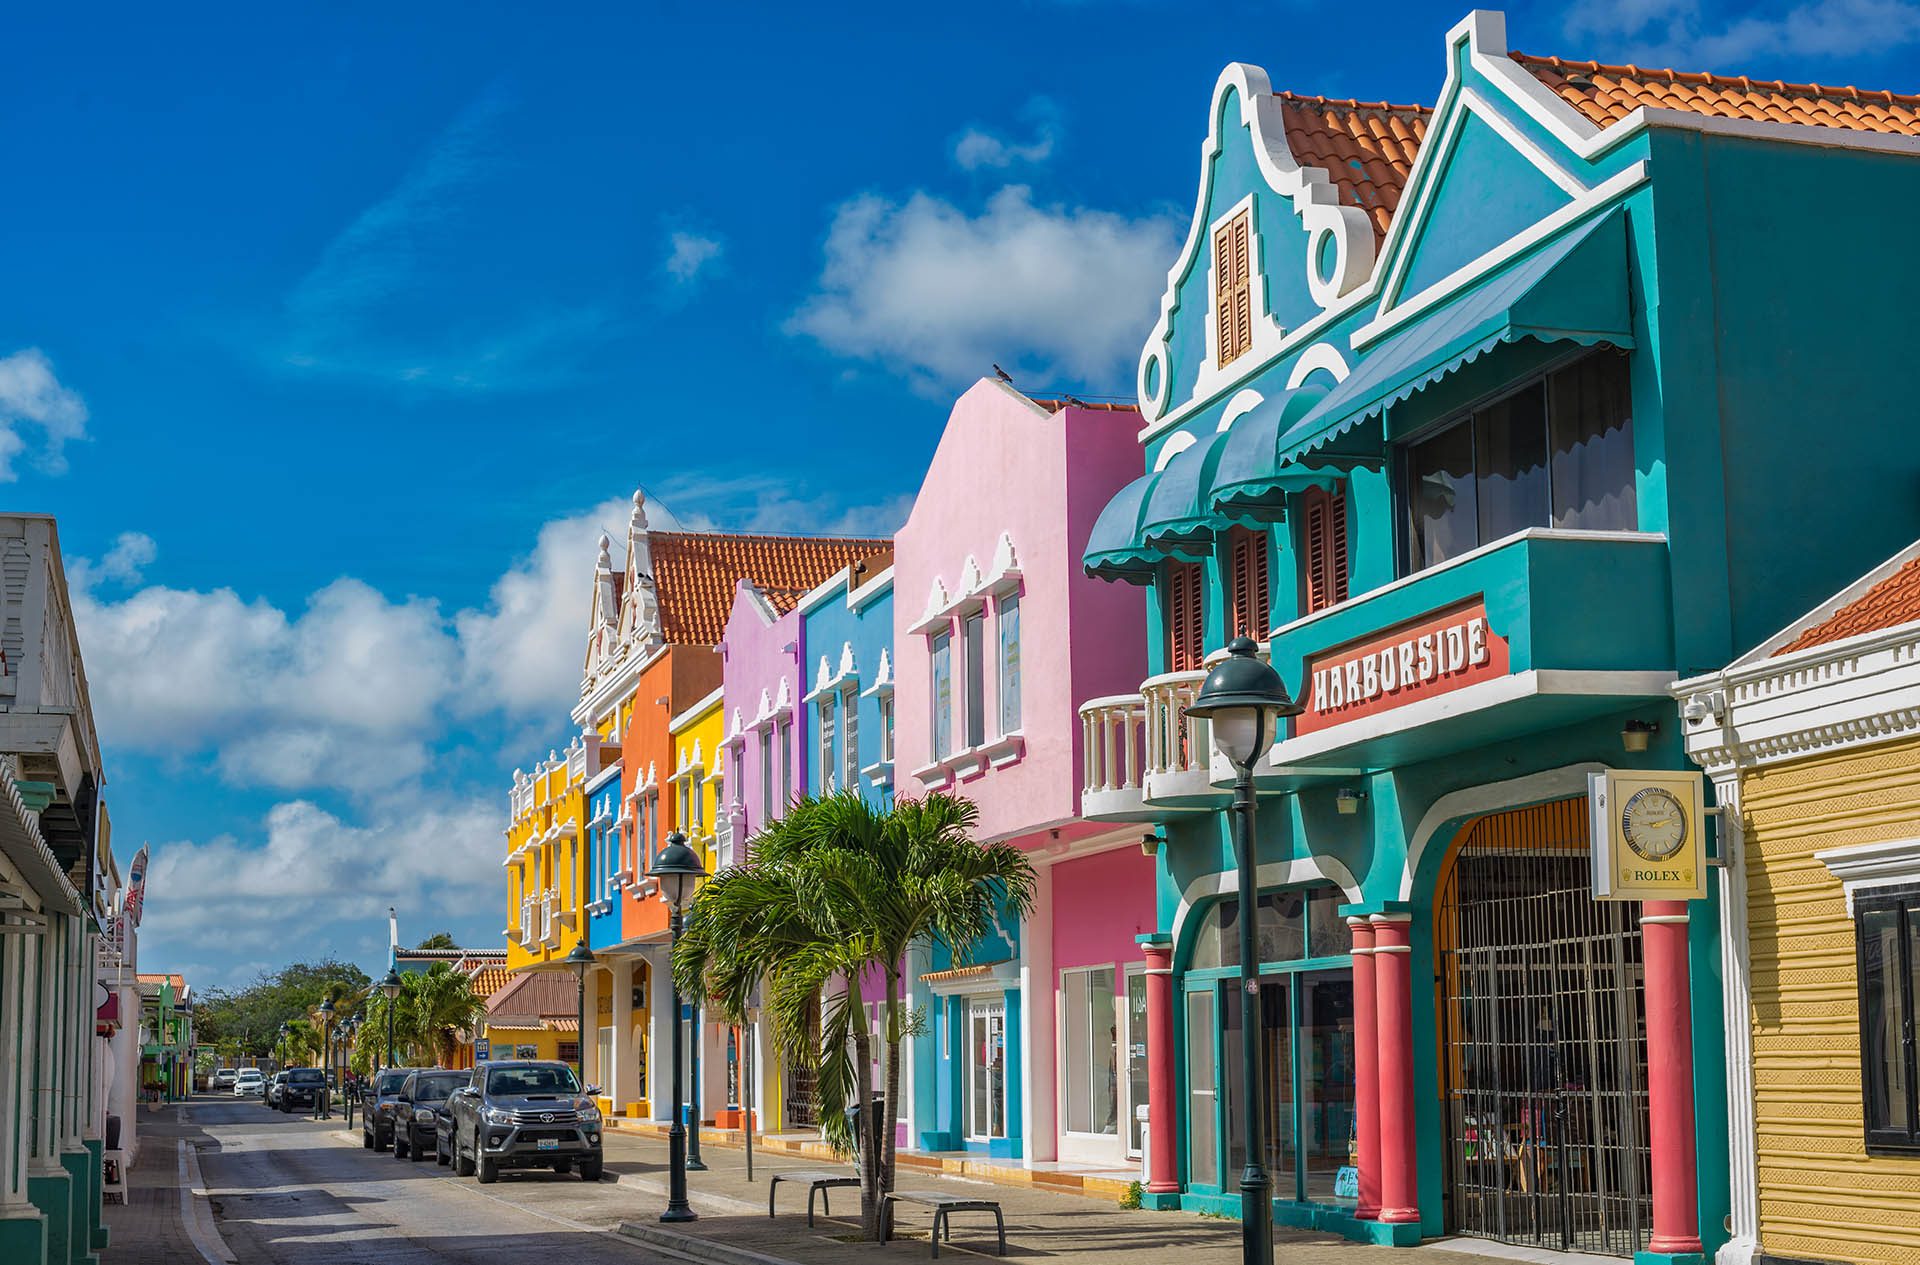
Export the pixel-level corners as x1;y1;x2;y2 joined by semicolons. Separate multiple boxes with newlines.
1141;829;1164;858
1335;788;1366;816
1621;719;1659;753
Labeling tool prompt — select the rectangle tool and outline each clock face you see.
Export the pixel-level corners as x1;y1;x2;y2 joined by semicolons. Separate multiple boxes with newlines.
1621;787;1687;862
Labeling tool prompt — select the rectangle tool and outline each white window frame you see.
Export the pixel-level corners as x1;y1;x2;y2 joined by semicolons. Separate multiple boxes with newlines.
818;697;836;792
961;610;987;750
841;686;860;791
1059;963;1120;1138
997;594;1021;737
930;630;953;760
1123;964;1148;1159
965;996;1008;1143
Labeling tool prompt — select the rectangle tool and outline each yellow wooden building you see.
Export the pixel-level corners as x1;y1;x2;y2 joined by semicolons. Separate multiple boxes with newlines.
1680;542;1920;1264
505;733;601;975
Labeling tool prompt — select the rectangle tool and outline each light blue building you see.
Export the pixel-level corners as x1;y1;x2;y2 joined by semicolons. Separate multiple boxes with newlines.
583;759;625;953
798;551;896;806
1079;10;1920;1259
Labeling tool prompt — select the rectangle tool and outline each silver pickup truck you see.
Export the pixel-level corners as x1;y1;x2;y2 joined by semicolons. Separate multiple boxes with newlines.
443;1060;603;1184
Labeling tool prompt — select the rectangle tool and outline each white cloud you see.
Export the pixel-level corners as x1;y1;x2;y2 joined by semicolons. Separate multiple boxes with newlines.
664;231;724;283
788;185;1178;394
0;348;87;480
1566;0;1920;67
953;125;1054;171
654;472;911;537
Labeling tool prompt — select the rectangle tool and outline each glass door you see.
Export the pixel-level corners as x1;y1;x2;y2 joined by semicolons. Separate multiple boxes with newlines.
966;998;1007;1141
1126;969;1149;1157
1186;988;1218;1188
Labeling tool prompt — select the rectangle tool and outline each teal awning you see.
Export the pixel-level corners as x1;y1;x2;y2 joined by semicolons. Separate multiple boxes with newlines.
1083;468;1164;585
1208;386;1346;522
1140;429;1230;549
1274;208;1634;467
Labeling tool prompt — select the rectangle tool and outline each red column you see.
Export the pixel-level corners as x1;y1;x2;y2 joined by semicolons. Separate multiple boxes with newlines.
1643;900;1703;1255
1371;913;1419;1225
1143;940;1179;1195
1347;917;1381;1221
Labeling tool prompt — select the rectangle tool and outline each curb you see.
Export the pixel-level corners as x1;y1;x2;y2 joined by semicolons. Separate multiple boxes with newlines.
616;1222;801;1265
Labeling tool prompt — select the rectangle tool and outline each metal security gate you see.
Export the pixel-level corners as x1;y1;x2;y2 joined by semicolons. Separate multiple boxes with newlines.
1437;798;1653;1256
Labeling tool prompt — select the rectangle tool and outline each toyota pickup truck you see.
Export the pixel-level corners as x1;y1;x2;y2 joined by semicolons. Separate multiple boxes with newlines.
444;1060;603;1184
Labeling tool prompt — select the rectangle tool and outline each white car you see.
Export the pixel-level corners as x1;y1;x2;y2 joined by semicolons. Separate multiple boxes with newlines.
211;1068;238;1091
233;1069;265;1097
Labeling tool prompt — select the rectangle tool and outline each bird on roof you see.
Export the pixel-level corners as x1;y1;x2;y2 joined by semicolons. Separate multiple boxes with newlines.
992;364;1013;384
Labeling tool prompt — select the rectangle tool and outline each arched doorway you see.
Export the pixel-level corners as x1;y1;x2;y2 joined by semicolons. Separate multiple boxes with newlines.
1434;797;1653;1256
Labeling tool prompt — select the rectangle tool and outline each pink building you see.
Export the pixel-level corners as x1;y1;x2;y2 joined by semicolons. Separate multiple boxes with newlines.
894;379;1155;1168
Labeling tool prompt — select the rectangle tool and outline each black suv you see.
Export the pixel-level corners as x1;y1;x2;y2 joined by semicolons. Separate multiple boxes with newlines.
392;1069;465;1162
361;1067;427;1151
279;1068;327;1112
444;1060;603;1184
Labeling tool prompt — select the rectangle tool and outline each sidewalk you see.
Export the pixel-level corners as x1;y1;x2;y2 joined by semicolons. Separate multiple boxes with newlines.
100;1101;226;1265
594;1128;1514;1265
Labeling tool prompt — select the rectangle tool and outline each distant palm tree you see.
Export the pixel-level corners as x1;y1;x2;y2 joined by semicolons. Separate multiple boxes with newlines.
408;963;485;1066
673;789;1034;1240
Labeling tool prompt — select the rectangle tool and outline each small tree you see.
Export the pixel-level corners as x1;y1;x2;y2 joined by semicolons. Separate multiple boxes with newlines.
409;964;484;1066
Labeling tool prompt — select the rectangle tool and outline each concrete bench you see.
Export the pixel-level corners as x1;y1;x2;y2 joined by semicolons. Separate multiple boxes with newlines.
767;1169;861;1226
881;1190;1006;1258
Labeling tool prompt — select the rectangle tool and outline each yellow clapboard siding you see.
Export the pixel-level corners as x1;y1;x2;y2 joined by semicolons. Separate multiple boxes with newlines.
1743;734;1920;1257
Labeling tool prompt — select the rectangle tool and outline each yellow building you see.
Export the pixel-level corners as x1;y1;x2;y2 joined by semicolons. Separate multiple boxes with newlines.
505;733;601;975
1680;542;1920;1265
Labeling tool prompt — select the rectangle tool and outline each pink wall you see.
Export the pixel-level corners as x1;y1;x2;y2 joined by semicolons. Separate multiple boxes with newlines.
892;380;1148;846
719;583;804;847
1051;847;1156;971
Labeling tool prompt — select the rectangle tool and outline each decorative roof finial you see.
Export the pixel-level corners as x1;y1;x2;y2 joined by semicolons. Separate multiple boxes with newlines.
630;489;649;535
596;532;612;572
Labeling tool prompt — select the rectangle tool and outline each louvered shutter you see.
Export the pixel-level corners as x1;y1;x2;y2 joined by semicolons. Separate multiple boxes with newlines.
1302;488;1350;614
1213;222;1234;364
1214;211;1253;366
1230;215;1251;362
1228;528;1271;639
1166;562;1204;672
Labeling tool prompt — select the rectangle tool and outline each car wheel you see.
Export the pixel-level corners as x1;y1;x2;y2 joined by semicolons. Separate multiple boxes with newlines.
476;1155;498;1185
453;1131;475;1178
410;1132;427;1162
579;1160;603;1182
393;1132;408;1159
362;1126;373;1150
552;1159;572;1175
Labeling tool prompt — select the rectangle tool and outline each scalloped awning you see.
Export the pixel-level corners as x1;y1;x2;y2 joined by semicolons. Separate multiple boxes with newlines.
1275;207;1634;469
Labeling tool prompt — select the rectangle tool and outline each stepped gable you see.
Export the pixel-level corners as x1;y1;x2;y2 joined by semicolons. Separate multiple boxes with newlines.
649;532;891;646
1276;93;1430;242
1514;51;1920;136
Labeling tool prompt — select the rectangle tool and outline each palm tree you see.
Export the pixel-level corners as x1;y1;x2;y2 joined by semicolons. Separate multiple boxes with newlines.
408;963;485;1066
673;790;1034;1239
275;1019;321;1067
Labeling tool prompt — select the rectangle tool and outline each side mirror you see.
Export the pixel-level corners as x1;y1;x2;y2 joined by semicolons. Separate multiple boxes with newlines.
584;1084;601;1097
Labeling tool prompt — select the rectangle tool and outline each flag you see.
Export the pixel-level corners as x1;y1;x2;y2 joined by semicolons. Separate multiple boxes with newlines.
124;845;150;928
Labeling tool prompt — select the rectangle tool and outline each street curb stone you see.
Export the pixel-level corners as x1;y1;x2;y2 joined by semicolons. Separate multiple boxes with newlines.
616;1222;801;1265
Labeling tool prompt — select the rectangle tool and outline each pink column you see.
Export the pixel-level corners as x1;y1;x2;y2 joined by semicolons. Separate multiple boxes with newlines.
1642;900;1703;1255
1143;940;1179;1195
1371;913;1419;1225
1347;917;1381;1221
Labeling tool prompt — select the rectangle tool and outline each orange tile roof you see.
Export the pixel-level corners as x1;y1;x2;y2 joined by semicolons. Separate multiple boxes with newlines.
650;532;891;646
1776;554;1920;655
1277;94;1431;241
1513;53;1920;136
468;966;513;1001
541;1016;580;1033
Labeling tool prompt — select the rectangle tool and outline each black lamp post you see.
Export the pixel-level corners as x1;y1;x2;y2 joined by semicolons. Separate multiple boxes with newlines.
648;832;707;1224
318;998;335;1117
565;941;596;1087
1183;636;1303;1265
380;968;403;1070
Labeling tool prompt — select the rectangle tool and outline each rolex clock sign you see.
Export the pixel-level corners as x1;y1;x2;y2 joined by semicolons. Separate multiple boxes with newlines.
1588;770;1707;900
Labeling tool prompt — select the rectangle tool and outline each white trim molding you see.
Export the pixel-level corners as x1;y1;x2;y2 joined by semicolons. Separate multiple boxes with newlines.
1817;838;1920;916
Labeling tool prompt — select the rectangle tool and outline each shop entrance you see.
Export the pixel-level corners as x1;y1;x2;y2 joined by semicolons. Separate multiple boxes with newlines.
1436;798;1653;1257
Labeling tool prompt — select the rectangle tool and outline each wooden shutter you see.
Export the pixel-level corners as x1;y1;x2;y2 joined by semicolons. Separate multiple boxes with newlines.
1165;562;1205;672
1302;488;1350;614
1229;528;1271;640
1213;211;1252;366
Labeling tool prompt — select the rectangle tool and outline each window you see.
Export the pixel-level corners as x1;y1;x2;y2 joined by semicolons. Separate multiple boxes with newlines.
1214;209;1252;366
880;694;895;762
1300;487;1348;614
841;690;859;789
1228;528;1271;640
678;776;691;834
758;730;774;823
778;720;793;806
1402;351;1636;572
998;596;1022;735
818;698;836;790
1164;562;1205;672
1859;887;1920;1152
1062;967;1120;1135
967;998;1007;1140
930;631;953;760
963;611;987;749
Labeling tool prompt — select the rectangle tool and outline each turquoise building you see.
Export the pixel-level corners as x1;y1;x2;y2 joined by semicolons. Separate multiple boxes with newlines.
1080;11;1920;1260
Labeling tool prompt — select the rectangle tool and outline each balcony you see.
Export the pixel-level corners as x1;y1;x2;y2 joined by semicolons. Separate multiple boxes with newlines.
1079;669;1225;823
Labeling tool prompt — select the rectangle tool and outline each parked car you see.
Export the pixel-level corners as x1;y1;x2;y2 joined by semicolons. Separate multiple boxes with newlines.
393;1070;466;1162
234;1068;265;1097
279;1068;327;1113
211;1068;237;1092
265;1071;290;1109
444;1060;602;1184
361;1067;427;1152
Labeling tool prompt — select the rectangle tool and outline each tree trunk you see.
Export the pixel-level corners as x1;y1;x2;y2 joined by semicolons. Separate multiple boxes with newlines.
847;977;880;1240
881;964;902;1200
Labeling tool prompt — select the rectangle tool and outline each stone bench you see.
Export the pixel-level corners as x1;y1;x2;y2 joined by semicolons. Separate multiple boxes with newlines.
881;1190;1007;1258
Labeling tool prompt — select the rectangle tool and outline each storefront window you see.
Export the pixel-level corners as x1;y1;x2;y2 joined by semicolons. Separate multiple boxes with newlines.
1126;971;1149;1156
1062;967;1120;1135
1186;990;1218;1187
967;998;1007;1140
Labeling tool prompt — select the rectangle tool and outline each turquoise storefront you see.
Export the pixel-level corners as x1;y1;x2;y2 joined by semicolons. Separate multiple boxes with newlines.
1080;10;1920;1260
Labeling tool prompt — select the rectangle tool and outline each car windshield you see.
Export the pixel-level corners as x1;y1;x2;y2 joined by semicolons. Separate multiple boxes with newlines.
288;1070;324;1084
413;1074;465;1102
375;1072;411;1096
485;1066;579;1096
237;1072;261;1081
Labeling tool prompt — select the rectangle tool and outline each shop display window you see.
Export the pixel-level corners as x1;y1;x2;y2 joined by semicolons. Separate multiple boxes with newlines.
1062;966;1120;1135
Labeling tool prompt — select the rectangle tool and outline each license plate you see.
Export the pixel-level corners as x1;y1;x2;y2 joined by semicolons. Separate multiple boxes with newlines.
536;1138;560;1151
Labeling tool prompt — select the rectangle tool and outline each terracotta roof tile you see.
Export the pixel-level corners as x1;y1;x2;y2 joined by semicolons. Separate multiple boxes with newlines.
484;970;578;1024
1276;93;1431;242
1024;396;1142;415
1776;555;1920;655
467;966;514;1001
650;532;892;646
541;1016;580;1033
1513;52;1920;137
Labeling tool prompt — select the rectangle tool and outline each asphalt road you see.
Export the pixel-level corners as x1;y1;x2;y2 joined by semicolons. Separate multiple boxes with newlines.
188;1097;675;1264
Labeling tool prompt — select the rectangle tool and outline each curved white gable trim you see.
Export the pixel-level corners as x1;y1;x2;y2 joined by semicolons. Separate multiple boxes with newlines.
1216;388;1266;432
1285;344;1349;389
1397;761;1608;902
1172;854;1363;961
1154;429;1197;472
1136;61;1377;429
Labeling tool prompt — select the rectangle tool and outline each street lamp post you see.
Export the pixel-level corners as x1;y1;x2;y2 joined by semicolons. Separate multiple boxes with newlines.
1183;636;1303;1265
318;998;335;1118
380;968;403;1071
647;832;708;1224
565;941;596;1089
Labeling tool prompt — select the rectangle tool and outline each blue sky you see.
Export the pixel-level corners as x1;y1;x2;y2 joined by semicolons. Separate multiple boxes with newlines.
9;0;1917;989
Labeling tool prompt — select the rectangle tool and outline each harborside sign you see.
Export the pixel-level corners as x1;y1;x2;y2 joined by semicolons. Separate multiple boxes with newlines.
1296;598;1510;735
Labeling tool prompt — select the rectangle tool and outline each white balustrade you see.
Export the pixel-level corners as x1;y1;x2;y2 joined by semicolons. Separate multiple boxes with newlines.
1079;694;1146;795
1141;669;1210;780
